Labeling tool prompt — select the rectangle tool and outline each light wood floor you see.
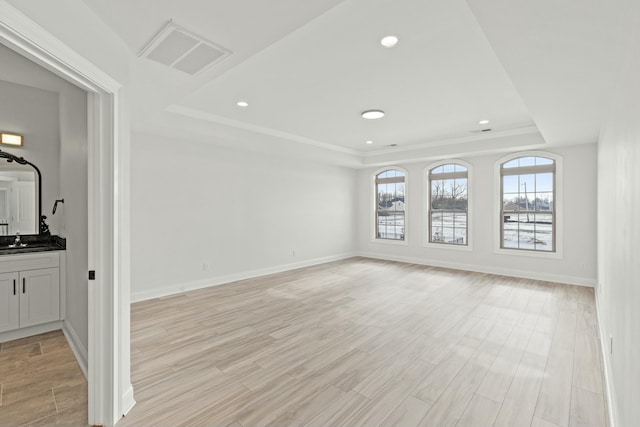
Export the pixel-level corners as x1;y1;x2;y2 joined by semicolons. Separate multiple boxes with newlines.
121;257;608;427
0;330;87;426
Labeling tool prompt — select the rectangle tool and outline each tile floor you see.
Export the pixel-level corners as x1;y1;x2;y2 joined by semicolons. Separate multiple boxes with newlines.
0;330;87;426
120;257;608;427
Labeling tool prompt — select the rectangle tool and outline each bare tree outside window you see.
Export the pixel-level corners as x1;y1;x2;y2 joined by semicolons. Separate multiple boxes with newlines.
428;164;468;245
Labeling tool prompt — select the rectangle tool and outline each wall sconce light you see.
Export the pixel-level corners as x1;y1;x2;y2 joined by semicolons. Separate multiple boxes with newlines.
1;133;23;146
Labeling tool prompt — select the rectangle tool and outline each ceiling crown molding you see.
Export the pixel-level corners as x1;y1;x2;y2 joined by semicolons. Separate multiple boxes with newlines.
161;105;551;168
363;125;541;157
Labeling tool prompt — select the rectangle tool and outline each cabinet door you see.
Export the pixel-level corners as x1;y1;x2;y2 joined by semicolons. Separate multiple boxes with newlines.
19;268;60;328
0;272;19;333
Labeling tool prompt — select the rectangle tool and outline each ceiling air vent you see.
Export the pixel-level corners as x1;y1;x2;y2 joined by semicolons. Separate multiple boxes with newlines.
139;21;232;75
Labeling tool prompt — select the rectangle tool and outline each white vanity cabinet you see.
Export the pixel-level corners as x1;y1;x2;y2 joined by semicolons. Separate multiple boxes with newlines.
0;252;61;334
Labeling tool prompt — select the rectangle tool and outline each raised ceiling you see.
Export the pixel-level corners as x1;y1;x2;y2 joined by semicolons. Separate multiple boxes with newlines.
82;0;621;166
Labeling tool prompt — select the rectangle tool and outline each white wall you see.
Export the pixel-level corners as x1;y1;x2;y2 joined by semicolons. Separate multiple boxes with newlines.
596;1;640;425
357;144;597;286
130;132;357;301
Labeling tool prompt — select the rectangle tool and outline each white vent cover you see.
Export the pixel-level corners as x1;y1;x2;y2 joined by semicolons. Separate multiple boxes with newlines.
139;21;232;75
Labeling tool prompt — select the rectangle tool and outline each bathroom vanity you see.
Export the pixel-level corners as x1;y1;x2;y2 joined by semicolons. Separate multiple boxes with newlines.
0;249;65;334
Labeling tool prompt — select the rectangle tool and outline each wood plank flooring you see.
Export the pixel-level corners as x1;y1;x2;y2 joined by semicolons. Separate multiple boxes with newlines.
0;330;87;426
121;257;608;427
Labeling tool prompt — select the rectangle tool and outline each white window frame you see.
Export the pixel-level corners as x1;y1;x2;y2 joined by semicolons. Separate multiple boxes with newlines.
371;166;409;246
494;151;563;259
423;159;473;251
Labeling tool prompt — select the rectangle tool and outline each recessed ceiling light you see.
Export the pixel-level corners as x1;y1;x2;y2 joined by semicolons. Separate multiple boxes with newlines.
361;110;385;120
380;35;399;48
237;100;249;107
365;140;373;144
478;119;490;125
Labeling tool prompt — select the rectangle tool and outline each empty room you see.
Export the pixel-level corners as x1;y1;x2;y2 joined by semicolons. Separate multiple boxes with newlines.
0;0;638;426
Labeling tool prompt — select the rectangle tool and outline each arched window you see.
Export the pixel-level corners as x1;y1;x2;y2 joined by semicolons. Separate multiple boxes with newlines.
375;169;406;241
427;163;469;246
500;155;556;252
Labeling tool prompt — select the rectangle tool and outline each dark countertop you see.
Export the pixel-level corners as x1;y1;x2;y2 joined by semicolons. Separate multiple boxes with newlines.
0;235;66;255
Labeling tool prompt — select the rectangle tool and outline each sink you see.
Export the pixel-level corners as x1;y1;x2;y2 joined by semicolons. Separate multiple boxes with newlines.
7;243;29;248
2;242;52;249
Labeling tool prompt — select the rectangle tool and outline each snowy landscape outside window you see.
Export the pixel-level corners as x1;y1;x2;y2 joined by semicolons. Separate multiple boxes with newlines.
375;169;405;240
501;156;555;252
429;163;468;245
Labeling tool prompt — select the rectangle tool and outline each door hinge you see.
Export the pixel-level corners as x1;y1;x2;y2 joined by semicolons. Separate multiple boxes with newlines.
88;270;96;280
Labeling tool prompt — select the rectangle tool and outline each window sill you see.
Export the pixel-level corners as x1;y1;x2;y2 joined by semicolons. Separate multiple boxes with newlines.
371;238;409;246
424;242;472;252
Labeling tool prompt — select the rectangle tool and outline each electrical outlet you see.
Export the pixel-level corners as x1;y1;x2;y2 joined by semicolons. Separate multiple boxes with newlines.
292;249;296;257
203;263;209;271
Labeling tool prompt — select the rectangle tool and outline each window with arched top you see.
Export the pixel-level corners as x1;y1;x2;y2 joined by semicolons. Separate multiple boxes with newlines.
375;169;406;241
500;155;556;252
427;162;469;246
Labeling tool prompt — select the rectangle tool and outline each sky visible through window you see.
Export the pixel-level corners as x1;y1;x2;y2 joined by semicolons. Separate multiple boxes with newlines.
502;157;555;251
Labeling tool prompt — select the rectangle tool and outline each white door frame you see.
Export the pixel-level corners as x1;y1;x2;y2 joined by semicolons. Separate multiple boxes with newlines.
0;2;132;426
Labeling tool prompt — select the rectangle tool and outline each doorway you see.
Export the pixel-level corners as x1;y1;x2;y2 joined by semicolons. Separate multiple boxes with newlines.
0;3;132;426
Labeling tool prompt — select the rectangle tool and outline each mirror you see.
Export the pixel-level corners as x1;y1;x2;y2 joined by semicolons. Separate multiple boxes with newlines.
0;150;42;236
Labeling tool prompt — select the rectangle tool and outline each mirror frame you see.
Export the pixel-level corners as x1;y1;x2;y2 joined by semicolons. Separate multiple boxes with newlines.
0;149;46;235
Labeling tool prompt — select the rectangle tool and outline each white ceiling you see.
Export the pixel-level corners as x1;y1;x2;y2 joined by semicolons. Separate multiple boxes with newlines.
177;0;533;152
466;0;620;148
81;0;622;166
81;0;345;124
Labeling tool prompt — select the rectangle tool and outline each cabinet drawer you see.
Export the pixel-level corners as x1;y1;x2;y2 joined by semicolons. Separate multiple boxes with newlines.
0;252;60;274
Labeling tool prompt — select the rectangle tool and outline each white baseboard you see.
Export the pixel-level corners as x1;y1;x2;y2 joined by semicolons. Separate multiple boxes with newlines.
595;290;617;427
63;320;88;379
356;251;597;287
121;384;136;417
0;321;62;343
131;252;355;302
